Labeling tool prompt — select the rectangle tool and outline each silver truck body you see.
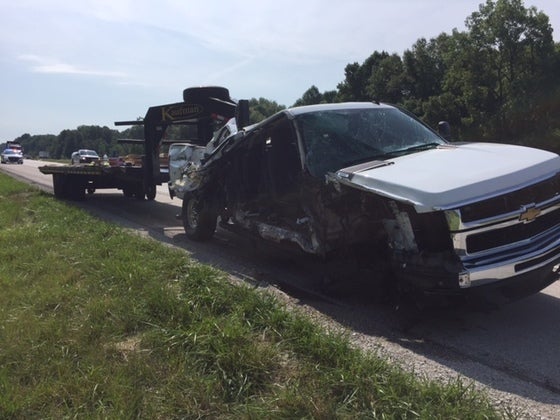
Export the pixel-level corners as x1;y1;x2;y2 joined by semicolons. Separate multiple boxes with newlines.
169;102;560;301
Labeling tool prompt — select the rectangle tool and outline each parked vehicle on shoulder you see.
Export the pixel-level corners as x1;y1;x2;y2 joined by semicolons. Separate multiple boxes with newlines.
169;101;560;304
1;148;24;164
71;149;100;165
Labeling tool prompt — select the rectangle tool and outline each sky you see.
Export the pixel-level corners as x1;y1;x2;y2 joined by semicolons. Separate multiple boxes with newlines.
1;0;559;141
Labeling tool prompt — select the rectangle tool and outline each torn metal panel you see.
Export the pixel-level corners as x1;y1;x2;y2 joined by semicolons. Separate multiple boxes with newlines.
168;143;208;197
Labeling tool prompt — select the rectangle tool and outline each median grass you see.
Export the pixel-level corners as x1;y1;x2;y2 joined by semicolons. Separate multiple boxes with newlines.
0;172;504;419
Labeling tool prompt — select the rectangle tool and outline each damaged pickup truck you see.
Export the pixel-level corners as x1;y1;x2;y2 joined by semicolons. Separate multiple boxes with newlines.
169;101;560;302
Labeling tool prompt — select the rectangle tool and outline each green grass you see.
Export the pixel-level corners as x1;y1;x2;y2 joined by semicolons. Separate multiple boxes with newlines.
0;173;507;419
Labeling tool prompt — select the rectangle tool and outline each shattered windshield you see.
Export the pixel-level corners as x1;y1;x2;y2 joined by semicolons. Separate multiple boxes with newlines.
296;107;445;177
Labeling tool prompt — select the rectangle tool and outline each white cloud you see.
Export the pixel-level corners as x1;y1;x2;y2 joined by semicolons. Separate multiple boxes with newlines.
17;54;127;78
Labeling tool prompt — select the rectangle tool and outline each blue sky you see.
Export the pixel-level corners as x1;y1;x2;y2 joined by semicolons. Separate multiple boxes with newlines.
1;0;558;141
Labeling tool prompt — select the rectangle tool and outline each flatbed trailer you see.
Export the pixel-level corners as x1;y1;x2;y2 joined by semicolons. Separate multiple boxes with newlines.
38;86;248;201
38;162;161;200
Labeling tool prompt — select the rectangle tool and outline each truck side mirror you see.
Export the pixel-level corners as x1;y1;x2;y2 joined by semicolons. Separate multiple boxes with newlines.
236;100;250;129
438;121;451;140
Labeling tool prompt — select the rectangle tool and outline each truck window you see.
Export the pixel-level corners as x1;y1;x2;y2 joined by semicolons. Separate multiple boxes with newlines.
236;116;301;202
296;107;443;177
264;118;301;196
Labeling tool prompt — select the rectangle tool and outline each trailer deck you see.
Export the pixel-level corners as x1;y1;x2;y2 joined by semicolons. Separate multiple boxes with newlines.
38;162;164;200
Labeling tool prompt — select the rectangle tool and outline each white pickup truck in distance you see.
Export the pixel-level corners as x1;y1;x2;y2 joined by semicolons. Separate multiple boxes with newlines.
169;101;560;304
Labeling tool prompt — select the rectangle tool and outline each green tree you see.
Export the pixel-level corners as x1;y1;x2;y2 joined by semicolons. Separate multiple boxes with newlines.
249;98;285;123
293;85;323;106
322;90;338;103
57;129;83;159
337;51;392;101
464;0;556;141
365;53;405;103
293;86;339;106
402;37;446;102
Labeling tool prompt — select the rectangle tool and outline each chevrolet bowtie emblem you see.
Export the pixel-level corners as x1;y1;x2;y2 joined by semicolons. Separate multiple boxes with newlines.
519;205;541;223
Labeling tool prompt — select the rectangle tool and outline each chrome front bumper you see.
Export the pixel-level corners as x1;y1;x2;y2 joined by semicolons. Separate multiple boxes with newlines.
447;198;560;288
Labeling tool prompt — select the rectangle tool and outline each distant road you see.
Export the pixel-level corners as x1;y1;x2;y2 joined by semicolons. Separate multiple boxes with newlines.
1;158;57;191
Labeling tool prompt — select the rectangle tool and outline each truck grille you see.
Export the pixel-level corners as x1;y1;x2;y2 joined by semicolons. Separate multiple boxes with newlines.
460;172;560;223
466;207;560;254
449;172;560;274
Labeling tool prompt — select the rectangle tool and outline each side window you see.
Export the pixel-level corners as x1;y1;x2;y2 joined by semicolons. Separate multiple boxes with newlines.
235;116;301;203
265;117;301;196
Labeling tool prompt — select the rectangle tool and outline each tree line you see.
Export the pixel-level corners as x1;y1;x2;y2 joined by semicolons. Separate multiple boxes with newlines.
9;0;560;158
296;0;560;153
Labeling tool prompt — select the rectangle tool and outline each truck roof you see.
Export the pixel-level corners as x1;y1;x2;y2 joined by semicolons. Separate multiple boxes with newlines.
285;102;393;116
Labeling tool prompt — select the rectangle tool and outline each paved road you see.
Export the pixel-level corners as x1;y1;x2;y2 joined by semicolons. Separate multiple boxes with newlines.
2;159;560;412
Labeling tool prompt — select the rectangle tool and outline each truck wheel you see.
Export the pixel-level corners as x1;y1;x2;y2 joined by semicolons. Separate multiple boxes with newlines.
183;86;231;104
182;193;217;241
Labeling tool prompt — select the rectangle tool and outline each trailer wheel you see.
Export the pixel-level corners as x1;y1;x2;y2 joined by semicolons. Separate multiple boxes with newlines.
145;184;156;201
53;174;66;198
182;193;217;241
68;178;86;200
134;185;145;200
183;86;231;104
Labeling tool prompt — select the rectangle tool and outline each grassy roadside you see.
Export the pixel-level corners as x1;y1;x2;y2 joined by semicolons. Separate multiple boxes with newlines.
0;173;505;419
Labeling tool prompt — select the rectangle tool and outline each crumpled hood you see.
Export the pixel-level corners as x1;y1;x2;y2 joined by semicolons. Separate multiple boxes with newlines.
334;143;560;213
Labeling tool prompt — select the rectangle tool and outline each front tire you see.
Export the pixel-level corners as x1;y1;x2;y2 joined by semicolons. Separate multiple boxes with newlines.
182;193;217;241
